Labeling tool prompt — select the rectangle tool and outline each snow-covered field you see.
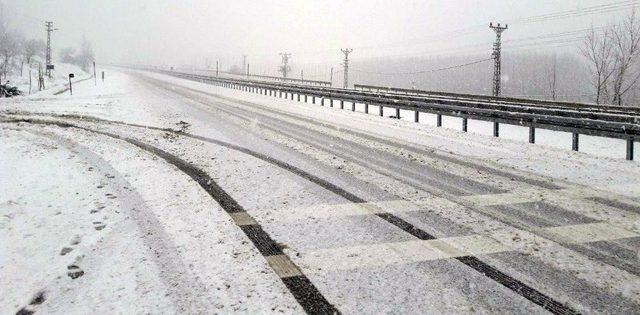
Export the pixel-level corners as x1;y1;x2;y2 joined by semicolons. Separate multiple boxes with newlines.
1;68;639;314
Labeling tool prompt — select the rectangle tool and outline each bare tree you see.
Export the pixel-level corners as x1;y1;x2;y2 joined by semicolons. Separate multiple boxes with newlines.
580;26;617;104
59;47;77;64
0;30;21;81
77;35;94;71
23;39;46;65
611;8;640;106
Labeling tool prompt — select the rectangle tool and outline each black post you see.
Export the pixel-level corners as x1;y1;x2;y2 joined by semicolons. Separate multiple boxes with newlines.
462;118;468;132
529;126;535;144
340;100;344;109
414;111;419;123
395;108;400;119
493;122;499;137
572;133;579;151
379;105;384;117
352;102;355;111
627;138;634;161
365;103;369;114
437;114;442;127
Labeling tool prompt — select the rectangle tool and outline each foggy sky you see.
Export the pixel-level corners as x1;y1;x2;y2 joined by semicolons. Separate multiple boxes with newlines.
6;0;630;69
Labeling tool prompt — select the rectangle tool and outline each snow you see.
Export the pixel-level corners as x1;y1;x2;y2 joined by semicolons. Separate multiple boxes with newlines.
2;67;640;313
11;62;90;97
135;70;640;198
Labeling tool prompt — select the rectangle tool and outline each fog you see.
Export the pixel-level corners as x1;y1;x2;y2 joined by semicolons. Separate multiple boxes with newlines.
5;0;638;104
7;1;624;64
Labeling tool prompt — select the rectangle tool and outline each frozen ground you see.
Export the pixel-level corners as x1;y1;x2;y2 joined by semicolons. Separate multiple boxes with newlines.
1;67;639;314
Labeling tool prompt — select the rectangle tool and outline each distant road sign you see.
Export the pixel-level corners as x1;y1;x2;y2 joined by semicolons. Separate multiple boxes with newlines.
69;73;74;78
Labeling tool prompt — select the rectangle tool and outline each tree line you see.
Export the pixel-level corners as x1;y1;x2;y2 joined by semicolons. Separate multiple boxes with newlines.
0;19;94;82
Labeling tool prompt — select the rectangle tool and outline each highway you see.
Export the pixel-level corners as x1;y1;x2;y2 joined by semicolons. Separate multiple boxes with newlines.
3;69;640;314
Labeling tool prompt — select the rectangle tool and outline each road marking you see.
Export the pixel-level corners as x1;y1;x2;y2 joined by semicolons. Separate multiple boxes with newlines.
229;211;258;226
540;222;639;243
266;254;303;278
297;220;640;273
259;199;444;221
460;189;546;206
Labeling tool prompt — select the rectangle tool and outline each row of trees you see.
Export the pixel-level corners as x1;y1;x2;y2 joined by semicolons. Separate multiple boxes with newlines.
59;36;95;72
0;19;95;82
0;21;46;80
581;8;640;106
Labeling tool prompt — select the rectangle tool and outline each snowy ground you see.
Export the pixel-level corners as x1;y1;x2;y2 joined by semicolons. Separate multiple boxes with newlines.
1;67;639;314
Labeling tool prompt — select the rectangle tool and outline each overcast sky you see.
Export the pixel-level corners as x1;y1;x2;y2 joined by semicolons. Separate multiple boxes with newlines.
6;0;633;70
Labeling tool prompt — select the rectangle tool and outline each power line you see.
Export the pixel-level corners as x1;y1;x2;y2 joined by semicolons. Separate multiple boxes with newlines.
350;57;493;76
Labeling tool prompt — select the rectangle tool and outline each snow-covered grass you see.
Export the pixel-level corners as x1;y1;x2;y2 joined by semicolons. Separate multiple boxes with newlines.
9;62;89;97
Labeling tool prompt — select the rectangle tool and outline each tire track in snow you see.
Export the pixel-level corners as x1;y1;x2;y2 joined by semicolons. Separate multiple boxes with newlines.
1;117;339;315
1;115;579;314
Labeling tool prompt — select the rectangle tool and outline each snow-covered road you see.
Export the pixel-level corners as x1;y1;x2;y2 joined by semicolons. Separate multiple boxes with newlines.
2;68;639;314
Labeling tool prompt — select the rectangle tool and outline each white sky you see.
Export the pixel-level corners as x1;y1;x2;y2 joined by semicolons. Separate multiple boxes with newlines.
6;0;633;69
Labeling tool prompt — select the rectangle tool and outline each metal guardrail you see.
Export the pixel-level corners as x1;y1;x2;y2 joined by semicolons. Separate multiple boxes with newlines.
137;67;638;160
354;84;640;115
185;68;332;87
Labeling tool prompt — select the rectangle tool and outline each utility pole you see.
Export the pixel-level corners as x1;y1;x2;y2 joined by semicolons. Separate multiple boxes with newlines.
45;21;57;78
279;52;291;78
242;55;247;74
330;67;334;86
489;22;507;96
341;48;353;88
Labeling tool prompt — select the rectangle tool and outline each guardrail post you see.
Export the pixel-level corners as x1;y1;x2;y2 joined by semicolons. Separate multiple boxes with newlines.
462;118;468;132
305;95;308;103
340;100;344;109
529;126;535;143
351;102;355;111
365;103;369;114
312;96;316;104
493;122;499;137
297;93;300;101
379;105;384;116
572;133;579;151
395;108;400;119
414;111;419;123
627;138;634;160
437;114;442;127
330;99;334;107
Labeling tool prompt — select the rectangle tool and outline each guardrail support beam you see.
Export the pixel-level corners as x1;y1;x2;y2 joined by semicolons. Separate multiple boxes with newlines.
330;99;334;107
379;105;384;117
572;133;579;151
351;102;355;111
297;93;300;101
340;100;344;109
627;138;634;161
312;96;316;104
365;103;369;114
437;114;442;127
493;122;499;137
462;118;468;132
395;108;400;119
529;126;535;143
414;111;419;123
